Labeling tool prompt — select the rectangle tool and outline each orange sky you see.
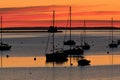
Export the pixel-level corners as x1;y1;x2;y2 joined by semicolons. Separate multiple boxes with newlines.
0;0;120;27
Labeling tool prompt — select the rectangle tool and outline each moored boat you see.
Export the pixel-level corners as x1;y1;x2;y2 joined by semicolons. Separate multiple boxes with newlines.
78;58;90;66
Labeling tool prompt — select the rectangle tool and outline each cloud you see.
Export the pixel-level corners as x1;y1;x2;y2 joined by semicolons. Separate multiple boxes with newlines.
73;11;120;16
0;4;108;15
0;5;69;14
0;5;120;18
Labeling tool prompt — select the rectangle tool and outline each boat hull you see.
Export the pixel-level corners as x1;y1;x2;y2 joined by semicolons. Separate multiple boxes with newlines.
78;59;90;66
46;53;68;63
64;46;84;55
64;49;84;55
109;43;118;48
64;40;76;45
81;45;90;50
0;43;11;50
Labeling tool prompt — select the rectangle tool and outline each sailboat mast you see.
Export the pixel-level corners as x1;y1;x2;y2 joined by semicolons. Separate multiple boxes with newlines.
70;6;71;42
111;17;113;43
83;20;86;44
0;16;2;44
53;10;55;53
70;6;71;48
69;6;72;65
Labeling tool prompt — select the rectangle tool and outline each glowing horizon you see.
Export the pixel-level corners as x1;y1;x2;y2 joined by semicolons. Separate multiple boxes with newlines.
0;0;120;28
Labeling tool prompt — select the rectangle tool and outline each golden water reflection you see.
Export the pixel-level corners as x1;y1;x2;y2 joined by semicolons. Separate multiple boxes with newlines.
0;55;120;68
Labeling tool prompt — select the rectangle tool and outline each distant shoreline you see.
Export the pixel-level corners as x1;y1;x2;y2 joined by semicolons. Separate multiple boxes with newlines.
1;27;120;33
0;30;63;33
2;26;120;30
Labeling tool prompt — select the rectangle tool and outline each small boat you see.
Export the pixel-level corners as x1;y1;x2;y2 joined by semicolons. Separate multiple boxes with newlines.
64;40;76;45
108;18;118;48
80;20;90;50
64;6;76;46
0;16;11;50
0;43;11;50
46;50;68;63
64;46;84;55
80;42;90;50
109;41;118;48
78;58;90;66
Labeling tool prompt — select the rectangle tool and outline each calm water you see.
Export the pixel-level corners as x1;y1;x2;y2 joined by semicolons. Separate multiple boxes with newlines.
1;30;120;56
0;30;120;80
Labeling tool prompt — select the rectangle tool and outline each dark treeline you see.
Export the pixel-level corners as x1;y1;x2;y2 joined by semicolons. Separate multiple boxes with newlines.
2;26;120;30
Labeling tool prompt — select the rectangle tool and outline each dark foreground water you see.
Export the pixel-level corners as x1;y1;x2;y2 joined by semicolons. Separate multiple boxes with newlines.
0;66;120;80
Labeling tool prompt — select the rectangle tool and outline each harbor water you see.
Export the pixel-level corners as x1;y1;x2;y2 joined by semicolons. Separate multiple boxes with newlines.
0;30;120;80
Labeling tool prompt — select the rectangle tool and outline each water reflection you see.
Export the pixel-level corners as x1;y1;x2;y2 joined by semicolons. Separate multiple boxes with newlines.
0;55;120;68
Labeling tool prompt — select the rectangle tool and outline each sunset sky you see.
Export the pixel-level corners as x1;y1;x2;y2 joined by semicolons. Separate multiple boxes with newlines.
0;0;120;28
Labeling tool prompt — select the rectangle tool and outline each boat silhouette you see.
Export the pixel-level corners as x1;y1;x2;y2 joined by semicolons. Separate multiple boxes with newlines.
0;16;11;50
64;6;76;46
45;11;68;63
108;18;118;48
78;58;90;66
117;40;120;45
80;20;90;50
48;26;58;33
64;45;84;55
63;7;84;56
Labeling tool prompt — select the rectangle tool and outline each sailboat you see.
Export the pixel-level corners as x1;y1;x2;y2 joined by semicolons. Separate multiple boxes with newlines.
108;18;118;48
80;20;90;50
63;6;84;55
0;16;11;50
45;11;68;63
64;7;76;46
